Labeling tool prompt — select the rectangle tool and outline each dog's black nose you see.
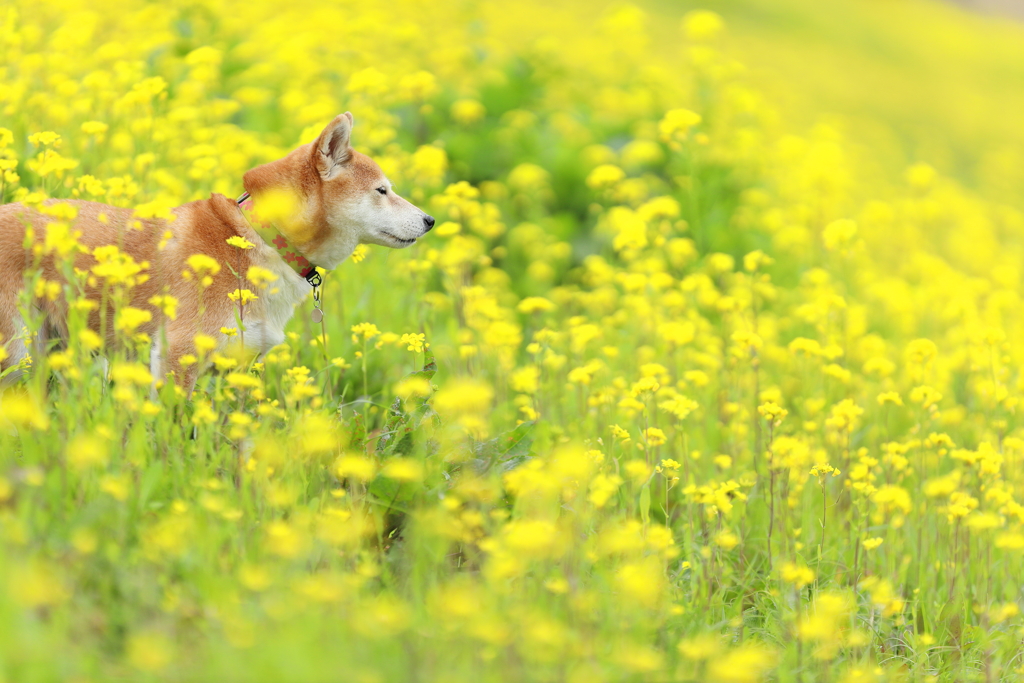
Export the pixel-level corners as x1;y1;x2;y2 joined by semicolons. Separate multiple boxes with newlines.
423;215;435;231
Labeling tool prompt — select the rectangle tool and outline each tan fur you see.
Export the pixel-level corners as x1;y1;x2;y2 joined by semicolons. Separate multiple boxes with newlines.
0;113;433;392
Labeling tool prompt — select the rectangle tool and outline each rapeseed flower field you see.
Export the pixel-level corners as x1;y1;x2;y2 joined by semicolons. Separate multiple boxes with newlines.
3;0;1024;680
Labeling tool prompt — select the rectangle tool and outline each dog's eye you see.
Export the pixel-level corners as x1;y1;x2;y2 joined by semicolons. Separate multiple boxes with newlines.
376;186;387;195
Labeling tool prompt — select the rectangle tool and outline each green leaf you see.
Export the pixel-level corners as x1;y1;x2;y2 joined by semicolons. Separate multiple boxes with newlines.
417;352;437;381
348;413;367;451
376;397;407;454
367;476;415;514
469;421;536;473
137;461;165;510
474;421;535;461
639;484;651;526
402;352;437;385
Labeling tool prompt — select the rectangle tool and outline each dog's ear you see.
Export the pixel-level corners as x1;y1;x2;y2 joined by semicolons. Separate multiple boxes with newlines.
314;112;354;180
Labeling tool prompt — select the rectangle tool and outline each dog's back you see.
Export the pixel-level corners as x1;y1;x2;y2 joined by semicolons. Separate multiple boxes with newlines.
0;198;241;378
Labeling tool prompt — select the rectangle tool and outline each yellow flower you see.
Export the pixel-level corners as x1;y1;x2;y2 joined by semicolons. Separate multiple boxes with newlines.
67;433;109;470
47;350;74;372
100;474;132;502
714;531;740;551
643;427;667;447
906;162;937;189
909;385;942;409
757;401;788;425
780;561;815;589
9;561;68;608
797;592;853;659
394;376;431;401
41;218;81;257
877;391;903;406
127;634;173;672
862;537;884;550
659;108;702;142
226;235;255;249
965;511;1002;531
860;577;905;617
212;354;238;371
905;338;938;365
451;99;486;124
246;265;278;288
28;131;62;147
187;253;221;276
995;532;1024;550
873;485;911;515
71;527;99;554
679;634;722;661
610;424;632;443
743;250;774;272
659;395;698;420
706;645;775;683
809;463;839;479
432;379;494;419
624;459;651;483
400;332;426;352
989;602;1019;624
148;294;178;319
409;145;448;186
334;454;376;482
111;362;153;386
226;373;262;390
588;473;623;508
822;219;859;252
80;120;109;136
517;297;556;314
79;328;103;351
825;399;863;433
0;392;50;430
347;67;389;95
434;221;460;237
116;306;152;333
351;322;381;342
228;288;258;305
92;245;147;287
194;333;218;356
507;163;550;192
682;10;724;41
382;458;425;483
586;164;625;190
350;245;370;262
614;558;665;609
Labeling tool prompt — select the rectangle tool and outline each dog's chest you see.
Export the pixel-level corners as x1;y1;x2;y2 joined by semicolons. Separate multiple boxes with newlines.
238;256;311;353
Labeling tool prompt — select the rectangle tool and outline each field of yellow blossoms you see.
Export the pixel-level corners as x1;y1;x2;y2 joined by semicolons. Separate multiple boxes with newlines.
4;0;1024;680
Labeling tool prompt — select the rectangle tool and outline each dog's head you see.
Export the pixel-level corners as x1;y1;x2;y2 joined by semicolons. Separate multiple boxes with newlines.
242;112;434;269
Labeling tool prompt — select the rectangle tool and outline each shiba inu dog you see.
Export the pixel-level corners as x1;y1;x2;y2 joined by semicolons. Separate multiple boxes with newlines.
0;112;434;391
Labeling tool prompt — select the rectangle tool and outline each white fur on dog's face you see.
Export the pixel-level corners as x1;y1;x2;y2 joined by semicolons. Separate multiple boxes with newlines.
298;114;434;268
333;176;432;250
306;169;432;268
